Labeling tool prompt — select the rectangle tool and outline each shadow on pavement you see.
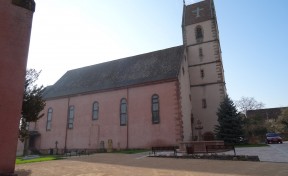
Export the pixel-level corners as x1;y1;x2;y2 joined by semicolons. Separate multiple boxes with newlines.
64;153;288;176
15;169;32;176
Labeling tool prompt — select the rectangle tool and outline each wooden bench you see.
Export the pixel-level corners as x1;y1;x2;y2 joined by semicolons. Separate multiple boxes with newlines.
151;146;178;156
206;145;236;156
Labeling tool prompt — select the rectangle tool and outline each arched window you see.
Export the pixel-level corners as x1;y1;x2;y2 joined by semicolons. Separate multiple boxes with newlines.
46;108;53;131
92;101;99;120
152;94;160;124
195;26;203;42
120;98;127;126
68;106;75;129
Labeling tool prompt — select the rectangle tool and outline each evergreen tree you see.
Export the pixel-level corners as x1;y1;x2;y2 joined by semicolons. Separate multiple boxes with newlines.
19;69;46;141
215;95;244;144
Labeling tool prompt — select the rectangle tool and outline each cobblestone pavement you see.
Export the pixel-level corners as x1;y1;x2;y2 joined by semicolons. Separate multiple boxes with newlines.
15;152;288;176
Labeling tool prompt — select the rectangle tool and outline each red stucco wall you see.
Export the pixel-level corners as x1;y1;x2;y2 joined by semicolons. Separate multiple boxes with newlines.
32;81;181;151
0;1;34;174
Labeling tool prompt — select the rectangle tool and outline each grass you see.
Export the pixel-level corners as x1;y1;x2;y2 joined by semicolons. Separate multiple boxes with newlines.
16;155;63;164
235;144;269;148
112;149;150;154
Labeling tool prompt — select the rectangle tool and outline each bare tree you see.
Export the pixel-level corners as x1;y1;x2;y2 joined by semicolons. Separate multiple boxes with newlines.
235;97;265;115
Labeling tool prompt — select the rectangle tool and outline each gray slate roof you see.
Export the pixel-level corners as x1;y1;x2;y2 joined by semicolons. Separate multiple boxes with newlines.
43;45;184;99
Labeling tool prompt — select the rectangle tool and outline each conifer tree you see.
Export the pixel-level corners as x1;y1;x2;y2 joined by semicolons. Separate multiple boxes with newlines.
214;95;244;144
19;69;46;141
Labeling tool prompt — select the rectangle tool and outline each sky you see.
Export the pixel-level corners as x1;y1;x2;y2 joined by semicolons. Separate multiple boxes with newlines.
27;0;288;108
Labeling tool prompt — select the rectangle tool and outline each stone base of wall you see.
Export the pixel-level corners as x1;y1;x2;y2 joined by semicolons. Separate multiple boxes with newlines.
38;148;101;155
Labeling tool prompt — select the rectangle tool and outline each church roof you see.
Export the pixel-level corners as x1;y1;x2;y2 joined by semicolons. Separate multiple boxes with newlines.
43;45;184;99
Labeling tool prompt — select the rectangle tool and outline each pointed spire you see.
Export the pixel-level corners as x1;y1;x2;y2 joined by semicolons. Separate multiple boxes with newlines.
182;0;187;27
182;0;187;45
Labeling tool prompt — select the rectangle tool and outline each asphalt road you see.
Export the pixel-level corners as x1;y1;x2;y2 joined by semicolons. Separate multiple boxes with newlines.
225;141;288;163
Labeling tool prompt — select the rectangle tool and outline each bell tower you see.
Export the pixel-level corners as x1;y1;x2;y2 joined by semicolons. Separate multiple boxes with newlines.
182;0;226;138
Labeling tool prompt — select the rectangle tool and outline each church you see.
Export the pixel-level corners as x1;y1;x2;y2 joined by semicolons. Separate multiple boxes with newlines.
28;0;226;153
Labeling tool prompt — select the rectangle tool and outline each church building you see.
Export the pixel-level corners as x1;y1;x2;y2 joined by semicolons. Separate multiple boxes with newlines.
29;0;226;153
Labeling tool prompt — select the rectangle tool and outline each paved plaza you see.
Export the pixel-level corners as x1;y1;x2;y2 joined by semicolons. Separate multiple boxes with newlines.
224;142;288;163
15;146;288;176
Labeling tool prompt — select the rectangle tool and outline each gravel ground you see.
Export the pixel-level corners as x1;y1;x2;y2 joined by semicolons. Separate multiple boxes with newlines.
15;152;288;176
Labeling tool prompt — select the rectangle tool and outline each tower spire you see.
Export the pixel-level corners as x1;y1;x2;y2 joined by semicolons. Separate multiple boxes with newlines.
182;0;187;45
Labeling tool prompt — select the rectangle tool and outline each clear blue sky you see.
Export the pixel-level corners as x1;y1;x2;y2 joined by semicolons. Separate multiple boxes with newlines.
27;0;288;108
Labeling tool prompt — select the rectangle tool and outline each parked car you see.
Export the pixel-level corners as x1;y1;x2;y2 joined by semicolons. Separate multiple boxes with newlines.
265;133;283;144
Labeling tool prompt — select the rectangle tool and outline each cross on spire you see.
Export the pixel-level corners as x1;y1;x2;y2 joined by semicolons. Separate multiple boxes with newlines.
192;7;204;18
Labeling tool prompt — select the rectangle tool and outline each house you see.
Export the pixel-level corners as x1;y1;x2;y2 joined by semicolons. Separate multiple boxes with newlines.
247;107;288;122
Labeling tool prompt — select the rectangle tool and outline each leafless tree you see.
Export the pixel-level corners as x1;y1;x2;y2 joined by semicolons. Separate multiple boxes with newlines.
235;97;265;115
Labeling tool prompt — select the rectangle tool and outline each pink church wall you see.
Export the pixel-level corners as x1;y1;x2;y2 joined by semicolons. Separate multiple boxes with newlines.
128;82;179;148
32;98;69;150
33;80;181;151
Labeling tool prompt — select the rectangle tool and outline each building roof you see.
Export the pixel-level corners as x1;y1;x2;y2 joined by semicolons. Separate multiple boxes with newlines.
43;45;184;100
246;107;288;120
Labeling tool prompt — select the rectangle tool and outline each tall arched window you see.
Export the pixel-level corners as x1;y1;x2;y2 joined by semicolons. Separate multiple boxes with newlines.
68;106;75;129
152;94;160;124
120;98;127;126
92;101;99;120
46;108;53;131
195;25;203;42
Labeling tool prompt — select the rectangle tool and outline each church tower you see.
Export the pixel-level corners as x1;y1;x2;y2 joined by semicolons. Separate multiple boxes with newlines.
182;0;226;138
